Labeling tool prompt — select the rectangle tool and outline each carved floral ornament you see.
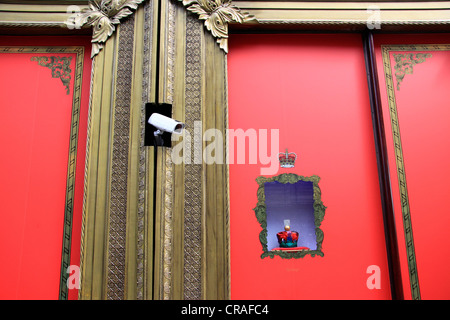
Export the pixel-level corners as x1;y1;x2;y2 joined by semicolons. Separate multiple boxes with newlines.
31;56;73;94
72;0;256;58
73;0;145;58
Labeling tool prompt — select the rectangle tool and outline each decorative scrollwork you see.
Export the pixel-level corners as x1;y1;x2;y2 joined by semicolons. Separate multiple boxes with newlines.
393;52;432;90
31;56;73;94
73;0;144;58
179;0;256;53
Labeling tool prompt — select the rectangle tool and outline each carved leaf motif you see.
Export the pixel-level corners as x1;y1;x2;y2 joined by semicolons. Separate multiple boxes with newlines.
181;0;199;7
179;0;256;53
91;15;115;42
31;56;73;95
393;52;432;90
74;0;144;58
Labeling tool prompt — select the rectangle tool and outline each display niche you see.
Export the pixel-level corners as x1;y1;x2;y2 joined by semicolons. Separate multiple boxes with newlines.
253;174;327;259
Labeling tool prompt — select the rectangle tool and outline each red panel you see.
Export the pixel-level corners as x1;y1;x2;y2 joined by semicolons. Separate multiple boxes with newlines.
227;34;390;299
374;34;450;300
0;36;91;300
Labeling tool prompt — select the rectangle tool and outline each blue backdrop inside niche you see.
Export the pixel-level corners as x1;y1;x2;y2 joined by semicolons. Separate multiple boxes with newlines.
264;180;316;251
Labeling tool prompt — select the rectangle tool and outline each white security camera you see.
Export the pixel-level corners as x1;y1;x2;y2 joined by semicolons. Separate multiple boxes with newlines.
148;113;184;135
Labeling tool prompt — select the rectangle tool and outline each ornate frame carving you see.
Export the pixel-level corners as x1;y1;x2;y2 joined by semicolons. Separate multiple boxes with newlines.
0;45;85;300
70;0;255;56
381;44;450;300
2;0;450;301
178;0;255;52
253;174;327;259
71;0;145;57
30;55;73;94
392;52;432;90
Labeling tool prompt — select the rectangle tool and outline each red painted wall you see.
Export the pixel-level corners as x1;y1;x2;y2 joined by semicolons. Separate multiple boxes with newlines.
0;36;91;300
227;34;391;299
374;34;450;300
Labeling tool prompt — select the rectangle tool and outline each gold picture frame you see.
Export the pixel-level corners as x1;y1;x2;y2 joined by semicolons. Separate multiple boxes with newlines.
0;45;85;300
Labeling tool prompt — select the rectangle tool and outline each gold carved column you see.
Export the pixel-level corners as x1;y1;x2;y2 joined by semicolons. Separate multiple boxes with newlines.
78;0;232;300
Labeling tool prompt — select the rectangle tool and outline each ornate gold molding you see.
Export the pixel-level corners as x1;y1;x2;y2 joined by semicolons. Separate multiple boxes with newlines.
381;44;450;299
253;174;327;260
3;1;450;36
31;56;73;95
2;46;85;299
178;0;256;53
233;1;450;28
73;0;144;58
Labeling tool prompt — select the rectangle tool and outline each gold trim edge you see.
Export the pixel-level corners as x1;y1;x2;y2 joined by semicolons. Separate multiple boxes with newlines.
72;0;145;58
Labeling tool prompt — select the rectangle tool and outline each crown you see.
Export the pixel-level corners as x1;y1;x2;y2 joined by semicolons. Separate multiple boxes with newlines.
278;149;297;168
